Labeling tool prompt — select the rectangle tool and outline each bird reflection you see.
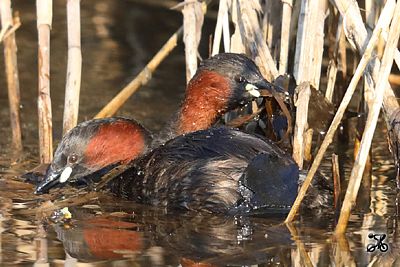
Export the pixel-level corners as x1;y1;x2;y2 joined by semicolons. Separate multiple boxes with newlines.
53;203;294;265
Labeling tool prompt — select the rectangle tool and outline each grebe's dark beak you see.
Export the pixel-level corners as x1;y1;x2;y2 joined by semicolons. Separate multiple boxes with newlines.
255;79;285;94
34;166;72;194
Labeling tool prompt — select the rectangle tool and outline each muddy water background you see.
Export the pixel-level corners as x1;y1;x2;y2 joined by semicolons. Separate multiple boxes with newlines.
0;1;399;266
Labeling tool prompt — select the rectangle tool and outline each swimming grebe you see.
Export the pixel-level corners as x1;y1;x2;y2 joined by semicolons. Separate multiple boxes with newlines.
36;118;299;213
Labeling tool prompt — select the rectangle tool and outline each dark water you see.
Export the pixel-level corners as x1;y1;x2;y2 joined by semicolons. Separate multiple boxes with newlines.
0;1;400;266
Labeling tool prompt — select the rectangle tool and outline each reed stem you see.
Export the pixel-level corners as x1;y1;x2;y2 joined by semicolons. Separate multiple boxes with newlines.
0;0;22;154
278;0;293;75
36;0;53;163
292;82;311;169
62;0;82;135
211;0;229;56
292;0;327;169
332;154;341;210
293;0;327;90
182;0;204;82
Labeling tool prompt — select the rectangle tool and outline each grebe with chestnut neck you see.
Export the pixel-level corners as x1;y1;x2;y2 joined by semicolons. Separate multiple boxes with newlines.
35;118;330;214
158;53;278;142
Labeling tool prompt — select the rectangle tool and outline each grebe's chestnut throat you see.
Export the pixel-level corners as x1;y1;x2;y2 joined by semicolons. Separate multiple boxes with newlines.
177;70;231;135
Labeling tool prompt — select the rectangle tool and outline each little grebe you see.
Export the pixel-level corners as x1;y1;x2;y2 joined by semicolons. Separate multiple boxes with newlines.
36;118;299;213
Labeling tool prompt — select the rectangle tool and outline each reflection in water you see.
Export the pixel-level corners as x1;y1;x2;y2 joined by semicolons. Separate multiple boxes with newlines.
0;0;399;266
52;203;295;266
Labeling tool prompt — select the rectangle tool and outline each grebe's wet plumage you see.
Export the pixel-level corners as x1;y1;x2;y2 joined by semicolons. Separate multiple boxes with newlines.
35;118;331;214
107;127;298;213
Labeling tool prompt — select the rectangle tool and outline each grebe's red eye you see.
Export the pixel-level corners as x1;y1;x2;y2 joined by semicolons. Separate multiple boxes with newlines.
68;154;78;164
235;75;246;83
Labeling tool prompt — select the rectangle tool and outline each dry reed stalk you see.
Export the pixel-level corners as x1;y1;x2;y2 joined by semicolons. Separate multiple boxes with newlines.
37;0;53;164
292;82;311;169
62;0;82;135
293;0;327;90
389;74;400;85
382;36;400;71
337;21;347;81
0;0;22;154
95;27;183;119
325;16;343;102
211;0;230;55
292;0;327;168
231;0;279;81
335;1;400;234
15;191;99;216
333;0;399;119
303;128;313;162
332;154;341;210
0;15;21;43
278;0;293;75
221;4;230;54
182;0;204;82
362;0;377;172
285;1;393;223
230;0;245;53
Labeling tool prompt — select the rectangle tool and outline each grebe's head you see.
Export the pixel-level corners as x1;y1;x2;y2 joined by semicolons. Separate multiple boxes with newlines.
195;53;279;107
35;118;152;194
178;53;280;134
